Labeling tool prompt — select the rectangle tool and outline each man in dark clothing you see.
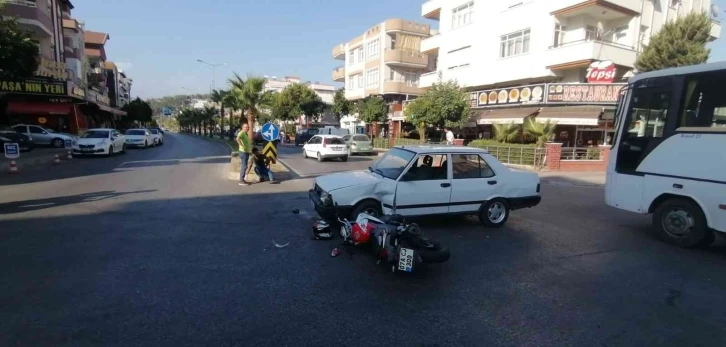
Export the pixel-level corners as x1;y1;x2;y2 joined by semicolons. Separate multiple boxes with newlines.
248;147;275;183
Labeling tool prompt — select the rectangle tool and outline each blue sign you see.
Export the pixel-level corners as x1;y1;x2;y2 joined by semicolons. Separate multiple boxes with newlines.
64;139;72;149
261;122;280;142
4;143;19;159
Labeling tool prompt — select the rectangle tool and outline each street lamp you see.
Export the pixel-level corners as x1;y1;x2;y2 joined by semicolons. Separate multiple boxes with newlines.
196;59;227;93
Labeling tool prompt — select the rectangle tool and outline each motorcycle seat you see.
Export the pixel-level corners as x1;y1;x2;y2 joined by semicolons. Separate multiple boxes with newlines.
378;214;404;224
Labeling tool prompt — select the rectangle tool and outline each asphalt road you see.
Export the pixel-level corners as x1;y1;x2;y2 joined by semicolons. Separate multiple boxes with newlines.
1;133;726;346
277;143;380;178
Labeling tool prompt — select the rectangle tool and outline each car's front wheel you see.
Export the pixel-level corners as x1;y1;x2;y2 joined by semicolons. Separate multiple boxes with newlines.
479;199;509;227
52;138;64;148
350;200;382;220
106;145;114;157
303;148;308;158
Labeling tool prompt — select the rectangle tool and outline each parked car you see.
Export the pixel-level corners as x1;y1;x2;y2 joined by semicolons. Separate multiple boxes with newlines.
124;129;155;148
0;128;33;152
309;146;541;226
295;128;318;146
303;135;348;162
148;127;165;135
149;128;164;145
73;129;126;156
342;134;373;156
12;124;76;148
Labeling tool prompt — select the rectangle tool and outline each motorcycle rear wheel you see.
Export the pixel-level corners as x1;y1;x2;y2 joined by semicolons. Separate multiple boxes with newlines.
399;238;450;264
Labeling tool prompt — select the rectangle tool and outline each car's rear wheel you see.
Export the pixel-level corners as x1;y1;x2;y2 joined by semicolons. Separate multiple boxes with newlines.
121;144;126;154
52;138;64;148
317;152;323;162
340;156;348;162
479;198;509;227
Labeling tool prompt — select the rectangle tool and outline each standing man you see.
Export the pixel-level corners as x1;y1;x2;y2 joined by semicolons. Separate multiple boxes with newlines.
237;123;252;186
445;127;455;145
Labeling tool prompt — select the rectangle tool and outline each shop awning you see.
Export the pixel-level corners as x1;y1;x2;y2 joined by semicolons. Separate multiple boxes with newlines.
6;102;72;115
476;107;541;125
536;106;602;126
97;104;127;116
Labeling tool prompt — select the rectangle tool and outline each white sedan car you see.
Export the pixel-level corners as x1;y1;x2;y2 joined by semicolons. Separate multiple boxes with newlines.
148;128;163;145
302;135;348;162
124;129;155;148
309;146;541;227
73;128;126;156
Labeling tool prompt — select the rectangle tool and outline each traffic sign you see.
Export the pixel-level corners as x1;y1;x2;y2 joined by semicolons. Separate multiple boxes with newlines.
64;139;72;149
263;141;277;164
4;143;20;159
261;122;280;142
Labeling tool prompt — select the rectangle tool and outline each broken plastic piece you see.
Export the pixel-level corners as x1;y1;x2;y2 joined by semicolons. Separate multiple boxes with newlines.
331;248;340;257
273;239;290;248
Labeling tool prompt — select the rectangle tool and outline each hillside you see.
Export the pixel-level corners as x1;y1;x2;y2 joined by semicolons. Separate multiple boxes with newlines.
146;94;210;116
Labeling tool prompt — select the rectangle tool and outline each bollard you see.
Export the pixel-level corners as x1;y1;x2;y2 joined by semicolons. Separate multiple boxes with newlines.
66;150;72;160
53;154;61;165
9;160;19;174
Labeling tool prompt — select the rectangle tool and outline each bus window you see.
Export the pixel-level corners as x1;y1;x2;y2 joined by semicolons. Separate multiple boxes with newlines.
678;73;726;131
616;86;671;173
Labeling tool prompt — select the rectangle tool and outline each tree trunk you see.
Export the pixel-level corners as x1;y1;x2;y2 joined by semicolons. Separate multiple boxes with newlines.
246;109;255;141
417;123;427;144
220;106;225;138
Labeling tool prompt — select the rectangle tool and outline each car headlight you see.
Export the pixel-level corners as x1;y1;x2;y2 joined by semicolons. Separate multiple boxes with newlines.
320;191;332;205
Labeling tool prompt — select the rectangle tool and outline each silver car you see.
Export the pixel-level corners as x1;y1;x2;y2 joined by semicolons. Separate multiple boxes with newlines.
342;134;373;156
12;124;76;148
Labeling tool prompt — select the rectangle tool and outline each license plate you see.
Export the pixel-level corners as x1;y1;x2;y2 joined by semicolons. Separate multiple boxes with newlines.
398;248;415;272
81;149;93;152
332;147;342;151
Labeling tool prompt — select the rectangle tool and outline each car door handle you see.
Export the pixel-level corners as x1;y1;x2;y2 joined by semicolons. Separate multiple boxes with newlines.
440;183;451;188
488;180;497;185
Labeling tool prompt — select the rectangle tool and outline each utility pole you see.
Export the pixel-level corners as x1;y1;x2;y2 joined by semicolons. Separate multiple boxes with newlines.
196;59;227;94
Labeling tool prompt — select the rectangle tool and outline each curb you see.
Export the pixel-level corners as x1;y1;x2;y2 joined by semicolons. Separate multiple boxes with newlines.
0;149;71;172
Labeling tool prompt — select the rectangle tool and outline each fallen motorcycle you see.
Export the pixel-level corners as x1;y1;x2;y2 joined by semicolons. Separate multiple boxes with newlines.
332;212;450;273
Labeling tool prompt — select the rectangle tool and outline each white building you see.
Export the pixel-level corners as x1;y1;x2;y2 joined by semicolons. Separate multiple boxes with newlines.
263;76;338;130
118;70;132;107
332;18;435;136
420;0;721;145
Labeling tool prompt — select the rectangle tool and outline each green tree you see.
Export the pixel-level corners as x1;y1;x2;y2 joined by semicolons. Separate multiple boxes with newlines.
404;95;434;143
358;97;388;124
0;2;40;78
493;123;520;143
228;73;274;140
203;106;217;137
404;79;471;142
331;88;352;121
210;89;228;136
635;12;712;72
120;97;153;129
271;83;325;125
522;116;556;147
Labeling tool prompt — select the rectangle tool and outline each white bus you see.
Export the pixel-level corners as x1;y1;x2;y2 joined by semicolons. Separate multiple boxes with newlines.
606;61;726;248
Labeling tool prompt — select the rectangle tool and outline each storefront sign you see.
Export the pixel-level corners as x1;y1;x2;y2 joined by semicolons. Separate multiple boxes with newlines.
35;58;70;81
70;85;86;98
546;83;625;104
0;78;67;96
474;84;545;107
469;92;478;107
38;117;47;124
86;90;111;106
586;61;616;84
48;98;73;103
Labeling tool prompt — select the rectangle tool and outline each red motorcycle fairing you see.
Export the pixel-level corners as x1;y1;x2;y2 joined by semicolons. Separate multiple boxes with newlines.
350;217;375;244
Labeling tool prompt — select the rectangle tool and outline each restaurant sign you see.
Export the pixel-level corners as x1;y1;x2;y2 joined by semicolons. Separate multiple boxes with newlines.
0;78;67;96
86;90;110;106
474;84;546;107
546;83;625;104
35;58;70;81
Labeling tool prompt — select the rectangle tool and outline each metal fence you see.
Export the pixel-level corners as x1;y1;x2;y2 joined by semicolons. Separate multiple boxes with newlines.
560;147;602;161
468;145;546;167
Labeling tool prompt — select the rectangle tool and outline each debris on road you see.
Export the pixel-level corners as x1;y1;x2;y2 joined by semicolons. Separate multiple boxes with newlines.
272;239;289;248
292;209;299;214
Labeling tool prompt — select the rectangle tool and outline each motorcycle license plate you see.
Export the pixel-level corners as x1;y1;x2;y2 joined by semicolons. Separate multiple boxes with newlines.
398;248;415;272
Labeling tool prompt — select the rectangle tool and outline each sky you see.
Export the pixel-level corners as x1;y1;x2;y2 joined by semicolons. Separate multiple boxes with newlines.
71;0;726;100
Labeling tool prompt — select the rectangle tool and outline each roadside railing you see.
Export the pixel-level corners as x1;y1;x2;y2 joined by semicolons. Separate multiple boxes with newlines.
468;145;546;167
560;147;602;161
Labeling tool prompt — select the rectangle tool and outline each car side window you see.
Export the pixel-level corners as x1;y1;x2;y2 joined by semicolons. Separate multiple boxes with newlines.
452;154;495;179
13;126;26;133
405;154;448;181
29;126;45;134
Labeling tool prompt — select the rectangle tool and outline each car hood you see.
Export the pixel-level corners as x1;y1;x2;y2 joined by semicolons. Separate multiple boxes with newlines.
51;132;76;140
315;170;381;192
76;138;108;145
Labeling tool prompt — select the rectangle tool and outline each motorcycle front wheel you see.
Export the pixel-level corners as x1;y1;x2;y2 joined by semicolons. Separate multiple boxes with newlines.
399;237;450;264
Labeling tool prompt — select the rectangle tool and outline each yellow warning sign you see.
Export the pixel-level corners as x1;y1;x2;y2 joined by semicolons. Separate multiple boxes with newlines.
263;141;277;164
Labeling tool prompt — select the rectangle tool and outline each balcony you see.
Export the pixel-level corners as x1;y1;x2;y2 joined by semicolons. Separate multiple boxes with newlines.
385;19;430;36
551;0;639;19
384;48;428;69
422;0;441;21
3;1;53;36
421;34;440;54
711;20;721;40
332;66;345;82
546;39;637;70
382;81;424;95
332;43;345;60
419;71;438;88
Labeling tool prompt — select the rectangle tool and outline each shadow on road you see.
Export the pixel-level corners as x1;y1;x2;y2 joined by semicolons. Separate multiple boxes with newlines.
0;190;157;215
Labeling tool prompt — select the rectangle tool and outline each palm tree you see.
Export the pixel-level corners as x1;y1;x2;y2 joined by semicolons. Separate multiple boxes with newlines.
203;106;217;137
210;89;228;137
493;122;520;143
228;73;274;140
224;86;245;140
522;116;556;147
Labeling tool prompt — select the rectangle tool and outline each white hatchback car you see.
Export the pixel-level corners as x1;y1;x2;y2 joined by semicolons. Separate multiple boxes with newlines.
73;128;126;156
309;146;541;227
303;135;348;162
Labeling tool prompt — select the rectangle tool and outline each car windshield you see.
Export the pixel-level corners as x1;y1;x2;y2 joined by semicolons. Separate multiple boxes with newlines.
371;148;415;179
126;130;146;135
81;131;109;139
325;137;345;145
46;128;55;133
149;129;159;134
352;135;369;141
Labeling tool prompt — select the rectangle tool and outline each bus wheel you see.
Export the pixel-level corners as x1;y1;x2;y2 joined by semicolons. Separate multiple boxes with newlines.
653;198;714;248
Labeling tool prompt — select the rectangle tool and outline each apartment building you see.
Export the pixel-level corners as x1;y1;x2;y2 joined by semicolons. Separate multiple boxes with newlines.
263;76;337;130
332;18;435;136
118;70;132;107
420;0;721;146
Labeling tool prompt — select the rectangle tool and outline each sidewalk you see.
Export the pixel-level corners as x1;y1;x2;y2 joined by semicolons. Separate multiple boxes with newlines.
538;171;605;187
0;148;70;173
